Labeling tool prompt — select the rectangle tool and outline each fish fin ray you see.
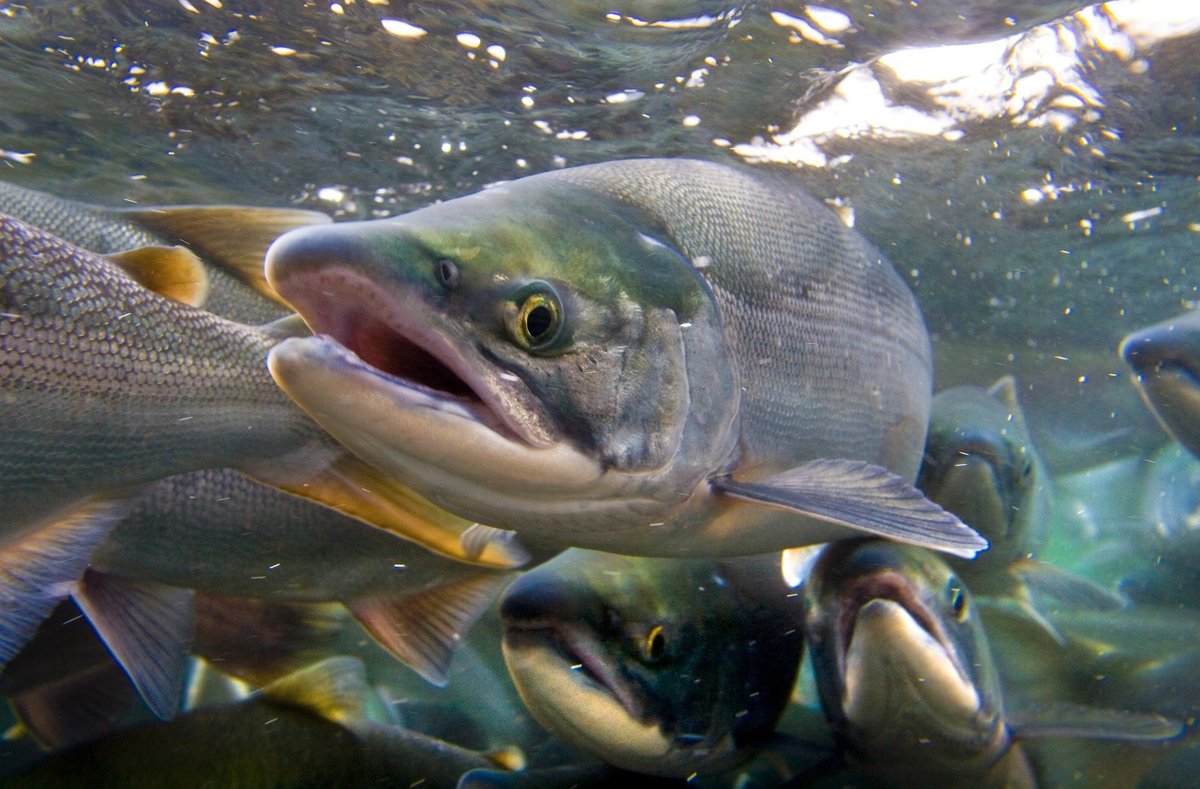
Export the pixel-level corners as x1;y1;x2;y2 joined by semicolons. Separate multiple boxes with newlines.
72;570;195;720
0;500;128;665
348;572;513;687
711;459;988;558
1012;559;1128;610
1009;701;1183;742
105;245;209;307
270;453;529;569
259;655;368;723
119;205;331;307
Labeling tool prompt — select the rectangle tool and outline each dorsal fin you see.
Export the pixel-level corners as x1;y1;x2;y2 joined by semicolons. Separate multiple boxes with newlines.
119;205;331;307
986;375;1028;429
105;246;210;307
260;656;369;724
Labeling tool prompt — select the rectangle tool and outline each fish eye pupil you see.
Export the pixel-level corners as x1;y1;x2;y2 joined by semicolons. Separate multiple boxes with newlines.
947;581;966;618
435;259;460;289
525;303;554;339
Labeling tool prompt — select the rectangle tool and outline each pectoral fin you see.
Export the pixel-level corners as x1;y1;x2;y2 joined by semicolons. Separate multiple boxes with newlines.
711;459;988;558
120;205;332;307
270;453;530;569
0;499;129;665
72;570;195;720
1008;701;1183;742
348;571;514;687
1013;559;1128;610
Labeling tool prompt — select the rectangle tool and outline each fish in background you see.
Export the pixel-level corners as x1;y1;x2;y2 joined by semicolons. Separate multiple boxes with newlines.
1;656;521;789
0;214;525;719
0;178;315;324
801;539;1180;788
916;376;1125;639
264;157;985;559
1121;309;1200;459
500;549;803;777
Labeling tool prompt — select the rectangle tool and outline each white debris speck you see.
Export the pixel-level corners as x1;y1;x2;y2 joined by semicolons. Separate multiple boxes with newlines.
486;44;506;61
381;19;427;38
520;95;534;108
693;256;712;269
1020;188;1044;204
316;186;346;202
681;114;701;127
270;46;297;56
178;0;199;13
0;150;35;165
456;33;481;49
145;81;170;96
605;89;644;104
440;140;453;153
171;86;195;97
1120;206;1163;224
806;5;851;33
330;3;344;14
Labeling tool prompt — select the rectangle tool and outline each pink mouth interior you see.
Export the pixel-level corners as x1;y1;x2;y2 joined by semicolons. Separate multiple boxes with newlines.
340;308;479;401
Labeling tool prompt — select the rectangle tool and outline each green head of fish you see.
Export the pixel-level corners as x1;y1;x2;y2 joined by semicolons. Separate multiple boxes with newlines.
803;539;1006;774
266;171;738;543
499;550;801;777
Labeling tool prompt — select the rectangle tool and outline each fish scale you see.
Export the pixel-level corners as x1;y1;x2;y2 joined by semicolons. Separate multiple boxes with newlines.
0;214;323;531
0;180;287;324
555;159;931;479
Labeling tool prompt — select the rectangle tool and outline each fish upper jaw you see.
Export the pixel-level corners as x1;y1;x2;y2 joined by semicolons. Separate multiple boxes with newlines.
264;260;556;447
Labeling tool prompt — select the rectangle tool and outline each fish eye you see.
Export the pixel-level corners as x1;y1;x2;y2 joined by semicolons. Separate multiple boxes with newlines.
434;258;460;289
644;625;667;663
506;282;564;352
946;578;968;620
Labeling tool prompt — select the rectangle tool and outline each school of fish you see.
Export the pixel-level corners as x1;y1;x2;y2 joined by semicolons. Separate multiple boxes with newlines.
0;158;1195;787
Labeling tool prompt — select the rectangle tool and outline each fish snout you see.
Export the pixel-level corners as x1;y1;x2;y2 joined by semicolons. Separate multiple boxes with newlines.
500;572;592;630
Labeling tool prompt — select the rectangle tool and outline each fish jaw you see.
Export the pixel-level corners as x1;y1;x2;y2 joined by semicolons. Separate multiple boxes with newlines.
501;620;674;774
842;598;982;743
268;334;615;504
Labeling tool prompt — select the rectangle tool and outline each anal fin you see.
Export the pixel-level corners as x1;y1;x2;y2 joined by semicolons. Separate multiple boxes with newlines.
0;499;129;665
711;459;988;558
72;570;195;720
348;571;513;687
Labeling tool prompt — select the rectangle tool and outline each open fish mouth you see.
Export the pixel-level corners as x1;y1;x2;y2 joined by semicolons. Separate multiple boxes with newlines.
503;624;644;722
266;263;540;446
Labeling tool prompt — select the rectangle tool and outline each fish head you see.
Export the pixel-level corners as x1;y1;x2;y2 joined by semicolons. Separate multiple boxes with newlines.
499;550;802;777
917;379;1048;571
266;174;738;545
803;539;1006;771
1121;310;1200;459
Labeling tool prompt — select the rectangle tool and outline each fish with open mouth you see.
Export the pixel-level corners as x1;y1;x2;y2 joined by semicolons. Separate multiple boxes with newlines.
803;539;1182;788
499;549;802;777
264;158;986;559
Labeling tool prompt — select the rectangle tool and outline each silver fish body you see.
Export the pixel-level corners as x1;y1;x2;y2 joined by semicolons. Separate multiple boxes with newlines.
265;158;984;558
1120;309;1200;459
0;214;331;533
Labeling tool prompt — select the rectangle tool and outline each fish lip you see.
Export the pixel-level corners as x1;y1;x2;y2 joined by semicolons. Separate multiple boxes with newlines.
835;569;957;686
504;622;645;722
270;265;546;447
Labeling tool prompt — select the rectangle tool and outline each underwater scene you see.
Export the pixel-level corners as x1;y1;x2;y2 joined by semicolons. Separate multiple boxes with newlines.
1;0;1199;786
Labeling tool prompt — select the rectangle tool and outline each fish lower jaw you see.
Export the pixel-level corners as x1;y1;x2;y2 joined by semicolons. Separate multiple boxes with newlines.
501;630;673;770
841;600;982;736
